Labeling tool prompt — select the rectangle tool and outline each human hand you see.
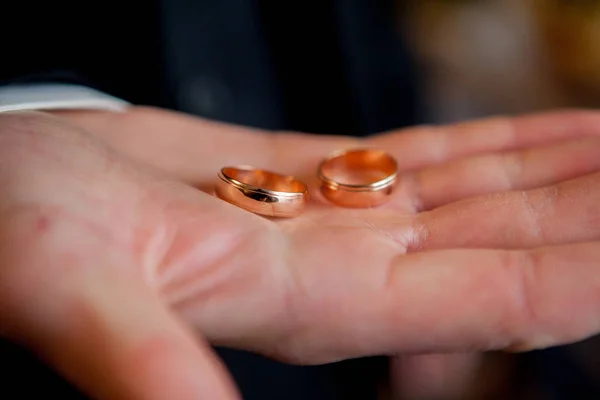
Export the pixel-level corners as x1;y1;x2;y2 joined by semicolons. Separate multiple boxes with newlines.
2;108;599;400
61;107;600;398
60;106;600;355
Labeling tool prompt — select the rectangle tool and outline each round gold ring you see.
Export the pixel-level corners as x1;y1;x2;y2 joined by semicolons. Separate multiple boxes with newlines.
215;166;309;217
317;148;398;208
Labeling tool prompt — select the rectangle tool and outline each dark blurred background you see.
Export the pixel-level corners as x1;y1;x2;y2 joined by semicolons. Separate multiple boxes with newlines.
1;0;600;398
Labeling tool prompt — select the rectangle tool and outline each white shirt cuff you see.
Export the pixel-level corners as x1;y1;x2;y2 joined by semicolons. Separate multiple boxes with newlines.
0;83;131;113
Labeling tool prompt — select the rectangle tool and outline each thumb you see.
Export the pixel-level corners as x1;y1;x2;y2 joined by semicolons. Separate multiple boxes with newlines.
6;275;239;400
0;221;239;400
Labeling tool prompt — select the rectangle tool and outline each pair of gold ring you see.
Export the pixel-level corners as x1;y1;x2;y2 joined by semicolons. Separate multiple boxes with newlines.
214;148;398;218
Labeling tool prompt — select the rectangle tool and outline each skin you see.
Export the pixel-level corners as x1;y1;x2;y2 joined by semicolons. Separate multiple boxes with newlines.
0;107;599;399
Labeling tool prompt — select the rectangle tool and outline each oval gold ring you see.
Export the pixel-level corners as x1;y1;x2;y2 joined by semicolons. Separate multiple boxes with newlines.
215;166;309;218
317;148;398;208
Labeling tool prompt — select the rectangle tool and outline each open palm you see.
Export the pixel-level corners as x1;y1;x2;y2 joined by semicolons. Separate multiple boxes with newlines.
2;107;599;399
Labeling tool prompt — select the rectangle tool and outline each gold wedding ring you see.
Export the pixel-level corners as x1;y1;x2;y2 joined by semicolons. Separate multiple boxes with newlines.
215;166;309;217
318;148;398;208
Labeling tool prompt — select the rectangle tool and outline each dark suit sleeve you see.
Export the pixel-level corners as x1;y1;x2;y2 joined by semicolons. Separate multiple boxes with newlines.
0;1;100;91
1;0;165;106
0;69;95;88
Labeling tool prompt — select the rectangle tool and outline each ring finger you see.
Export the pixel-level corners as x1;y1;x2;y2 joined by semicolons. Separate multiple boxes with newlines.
395;136;600;212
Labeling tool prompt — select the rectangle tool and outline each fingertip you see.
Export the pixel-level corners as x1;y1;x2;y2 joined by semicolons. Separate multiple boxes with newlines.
390;353;482;399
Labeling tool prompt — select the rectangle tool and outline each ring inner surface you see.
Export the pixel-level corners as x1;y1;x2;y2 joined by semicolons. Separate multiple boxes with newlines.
321;150;396;186
223;167;305;193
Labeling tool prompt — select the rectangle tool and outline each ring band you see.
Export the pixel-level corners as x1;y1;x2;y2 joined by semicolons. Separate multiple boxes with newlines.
215;166;309;217
317;148;398;208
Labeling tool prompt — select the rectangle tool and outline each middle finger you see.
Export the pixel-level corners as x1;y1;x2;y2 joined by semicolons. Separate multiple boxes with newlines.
413;172;600;251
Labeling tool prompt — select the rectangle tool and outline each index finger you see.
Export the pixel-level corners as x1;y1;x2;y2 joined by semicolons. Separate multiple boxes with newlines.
285;241;600;362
